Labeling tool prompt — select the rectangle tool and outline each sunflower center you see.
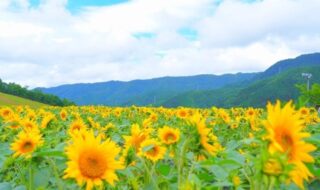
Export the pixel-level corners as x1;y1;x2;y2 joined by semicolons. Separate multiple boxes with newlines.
281;133;293;150
179;111;187;117
78;150;107;178
164;132;176;142
3;110;10;116
24;122;34;130
147;146;159;157
277;131;295;160
22;141;34;153
72;125;81;131
301;109;308;115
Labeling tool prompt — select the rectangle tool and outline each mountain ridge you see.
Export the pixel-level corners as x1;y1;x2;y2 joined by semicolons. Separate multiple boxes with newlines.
38;52;320;107
39;73;258;105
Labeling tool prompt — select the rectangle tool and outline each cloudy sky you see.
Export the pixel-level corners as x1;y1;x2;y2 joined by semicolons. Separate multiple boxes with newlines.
0;0;319;87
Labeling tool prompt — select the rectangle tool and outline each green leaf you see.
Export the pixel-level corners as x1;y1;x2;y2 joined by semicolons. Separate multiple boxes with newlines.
217;159;242;172
210;181;233;187
34;167;51;189
142;144;154;153
13;186;26;190
157;163;171;176
209;165;228;181
0;143;12;155
226;151;245;165
0;182;12;190
0;156;5;168
34;150;66;158
226;140;239;151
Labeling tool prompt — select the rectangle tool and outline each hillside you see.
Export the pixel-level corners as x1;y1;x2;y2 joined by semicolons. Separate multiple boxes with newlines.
0;79;74;106
256;52;320;79
0;92;46;107
163;66;320;107
39;73;257;105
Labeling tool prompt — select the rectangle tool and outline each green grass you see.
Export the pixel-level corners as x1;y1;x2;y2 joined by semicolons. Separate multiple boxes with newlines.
0;92;46;107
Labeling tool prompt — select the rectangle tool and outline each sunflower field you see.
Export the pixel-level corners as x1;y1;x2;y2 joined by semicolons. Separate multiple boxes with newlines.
0;101;319;190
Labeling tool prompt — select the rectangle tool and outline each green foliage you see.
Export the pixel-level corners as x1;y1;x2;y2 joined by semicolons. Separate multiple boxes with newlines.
296;83;320;106
0;79;75;106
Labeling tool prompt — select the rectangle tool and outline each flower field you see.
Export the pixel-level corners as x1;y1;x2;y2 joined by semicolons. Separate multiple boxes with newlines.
0;101;319;190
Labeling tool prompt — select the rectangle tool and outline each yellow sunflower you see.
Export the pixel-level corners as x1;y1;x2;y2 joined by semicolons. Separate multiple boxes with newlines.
0;107;14;120
264;101;316;188
11;130;43;158
191;114;223;156
69;119;87;135
5;114;21;129
60;109;67;121
139;139;166;162
177;108;188;119
64;130;124;190
158;126;180;145
20;119;39;132
123;124;150;153
246;107;256;118
40;114;55;128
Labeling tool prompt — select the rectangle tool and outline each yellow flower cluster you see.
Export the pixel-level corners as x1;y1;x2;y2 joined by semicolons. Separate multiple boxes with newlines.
0;102;318;190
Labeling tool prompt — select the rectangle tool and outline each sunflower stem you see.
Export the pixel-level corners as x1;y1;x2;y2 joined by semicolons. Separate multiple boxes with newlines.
178;138;190;189
140;158;159;190
267;176;275;190
46;157;64;190
28;159;34;190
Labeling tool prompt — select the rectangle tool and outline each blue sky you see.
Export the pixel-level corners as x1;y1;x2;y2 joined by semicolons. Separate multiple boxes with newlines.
0;0;319;87
30;0;129;9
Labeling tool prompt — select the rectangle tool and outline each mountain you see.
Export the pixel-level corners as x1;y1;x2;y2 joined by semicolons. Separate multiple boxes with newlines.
38;73;257;105
256;52;320;79
0;92;46;107
38;52;320;107
163;66;320;107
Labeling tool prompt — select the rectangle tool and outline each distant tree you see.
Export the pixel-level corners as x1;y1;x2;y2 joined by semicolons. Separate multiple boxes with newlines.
296;83;320;107
0;78;75;106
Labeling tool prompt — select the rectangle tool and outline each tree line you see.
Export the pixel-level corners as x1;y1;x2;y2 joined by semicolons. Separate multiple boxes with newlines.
0;79;75;106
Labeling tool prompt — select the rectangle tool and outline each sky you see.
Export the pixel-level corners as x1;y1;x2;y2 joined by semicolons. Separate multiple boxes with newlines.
0;0;319;88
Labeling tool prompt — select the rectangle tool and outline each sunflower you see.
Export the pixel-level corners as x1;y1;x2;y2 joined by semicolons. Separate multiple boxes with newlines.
139;139;166;162
264;101;316;188
60;110;67;121
40;114;55;128
21;119;39;132
0;107;14;120
11;130;43;158
158;126;180;145
191;114;223;156
64;130;124;190
148;113;158;122
5;114;21;129
217;109;231;124
177;108;188;119
246;107;256;118
299;107;309;116
123;124;150;153
69;119;87;135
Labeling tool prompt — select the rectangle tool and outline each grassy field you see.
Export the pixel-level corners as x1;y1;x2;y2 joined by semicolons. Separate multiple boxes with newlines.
0;92;46;107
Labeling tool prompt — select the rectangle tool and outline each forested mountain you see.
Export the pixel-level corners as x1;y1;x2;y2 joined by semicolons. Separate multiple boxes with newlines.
39;73;257;105
38;53;320;107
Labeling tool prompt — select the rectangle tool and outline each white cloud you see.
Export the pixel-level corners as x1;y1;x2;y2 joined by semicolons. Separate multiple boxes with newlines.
0;0;319;88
